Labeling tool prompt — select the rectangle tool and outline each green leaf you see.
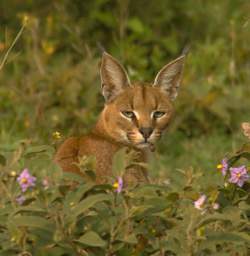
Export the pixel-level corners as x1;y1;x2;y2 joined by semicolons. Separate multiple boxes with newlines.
0;154;6;166
229;143;250;164
128;17;145;34
112;148;127;177
206;231;250;244
117;233;138;244
10;216;54;231
195;213;232;229
235;144;250;161
0;214;8;226
131;184;167;198
67;193;111;220
76;231;106;247
13;206;47;215
0;140;28;152
63;183;94;211
61;172;85;183
166;192;180;202
24;145;55;156
130;205;153;217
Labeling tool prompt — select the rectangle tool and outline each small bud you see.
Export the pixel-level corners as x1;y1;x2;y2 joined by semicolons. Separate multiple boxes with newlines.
22;15;29;26
196;227;205;237
212;203;220;210
194;195;207;210
10;171;17;177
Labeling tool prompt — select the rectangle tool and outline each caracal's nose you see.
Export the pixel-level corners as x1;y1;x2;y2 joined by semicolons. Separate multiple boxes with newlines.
139;127;153;139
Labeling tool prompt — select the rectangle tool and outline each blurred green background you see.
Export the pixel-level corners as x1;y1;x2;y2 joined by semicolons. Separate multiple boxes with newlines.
0;0;250;177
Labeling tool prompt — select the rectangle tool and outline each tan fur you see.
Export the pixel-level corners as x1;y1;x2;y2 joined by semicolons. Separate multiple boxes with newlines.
54;52;186;185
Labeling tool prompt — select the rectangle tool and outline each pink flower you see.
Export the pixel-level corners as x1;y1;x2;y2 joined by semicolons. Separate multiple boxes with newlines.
113;177;123;193
194;195;207;210
17;168;36;192
228;166;249;187
212;203;220;210
42;177;49;190
217;158;228;176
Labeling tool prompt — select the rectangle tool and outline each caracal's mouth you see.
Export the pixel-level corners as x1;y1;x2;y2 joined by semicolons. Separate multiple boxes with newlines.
135;141;155;151
125;131;156;151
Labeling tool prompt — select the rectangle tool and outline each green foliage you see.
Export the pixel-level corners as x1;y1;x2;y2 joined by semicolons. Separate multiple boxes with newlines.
0;140;250;255
1;0;250;255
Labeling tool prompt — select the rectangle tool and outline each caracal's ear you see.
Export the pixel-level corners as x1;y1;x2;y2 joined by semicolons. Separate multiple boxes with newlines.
153;55;186;101
100;52;131;102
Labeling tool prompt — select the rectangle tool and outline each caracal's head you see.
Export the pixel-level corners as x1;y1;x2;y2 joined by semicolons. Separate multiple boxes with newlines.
100;52;186;150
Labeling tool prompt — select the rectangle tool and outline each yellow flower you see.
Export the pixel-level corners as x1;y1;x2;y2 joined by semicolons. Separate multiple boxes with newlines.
53;131;62;140
42;41;55;55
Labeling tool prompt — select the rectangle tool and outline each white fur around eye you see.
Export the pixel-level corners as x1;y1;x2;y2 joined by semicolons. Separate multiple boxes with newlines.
133;111;139;120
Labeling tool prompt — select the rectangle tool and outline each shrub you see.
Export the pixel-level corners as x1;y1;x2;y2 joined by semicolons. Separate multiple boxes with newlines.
0;137;249;255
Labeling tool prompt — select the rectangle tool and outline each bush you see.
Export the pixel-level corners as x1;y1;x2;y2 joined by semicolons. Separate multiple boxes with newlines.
0;136;250;255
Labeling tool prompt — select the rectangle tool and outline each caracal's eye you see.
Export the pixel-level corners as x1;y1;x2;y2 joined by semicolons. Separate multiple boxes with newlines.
153;111;166;118
122;111;135;119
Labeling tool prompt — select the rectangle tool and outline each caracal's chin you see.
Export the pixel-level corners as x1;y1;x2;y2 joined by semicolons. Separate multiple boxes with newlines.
134;141;155;151
136;142;151;149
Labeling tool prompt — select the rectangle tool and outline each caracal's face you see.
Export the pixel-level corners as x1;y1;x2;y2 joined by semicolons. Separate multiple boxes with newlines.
100;52;186;150
103;84;173;149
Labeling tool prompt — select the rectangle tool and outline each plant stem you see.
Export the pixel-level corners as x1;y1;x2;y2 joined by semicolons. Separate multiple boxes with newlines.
231;185;237;202
0;23;26;71
0;179;16;208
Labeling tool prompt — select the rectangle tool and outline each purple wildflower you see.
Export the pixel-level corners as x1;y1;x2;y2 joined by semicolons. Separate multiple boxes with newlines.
16;195;25;205
113;177;123;193
17;168;36;192
228;166;249;187
217;158;228;176
194;194;207;210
